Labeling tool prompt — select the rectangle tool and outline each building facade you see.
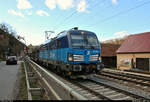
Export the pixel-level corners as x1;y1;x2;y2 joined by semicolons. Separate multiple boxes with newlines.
101;43;120;68
116;32;150;71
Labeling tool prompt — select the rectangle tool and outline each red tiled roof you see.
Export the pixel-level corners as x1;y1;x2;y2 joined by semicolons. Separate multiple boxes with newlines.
117;32;150;53
101;44;120;56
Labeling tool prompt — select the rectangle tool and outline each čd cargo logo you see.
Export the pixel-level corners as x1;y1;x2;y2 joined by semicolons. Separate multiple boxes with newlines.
87;51;90;55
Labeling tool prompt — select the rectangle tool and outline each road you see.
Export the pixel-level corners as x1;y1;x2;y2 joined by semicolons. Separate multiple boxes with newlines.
0;61;21;100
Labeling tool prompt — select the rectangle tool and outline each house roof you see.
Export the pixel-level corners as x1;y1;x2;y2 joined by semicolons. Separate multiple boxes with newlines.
117;32;150;54
101;44;120;57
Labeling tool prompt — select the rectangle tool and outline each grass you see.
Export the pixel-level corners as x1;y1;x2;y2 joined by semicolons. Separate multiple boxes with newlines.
18;62;28;100
32;94;43;100
29;80;38;88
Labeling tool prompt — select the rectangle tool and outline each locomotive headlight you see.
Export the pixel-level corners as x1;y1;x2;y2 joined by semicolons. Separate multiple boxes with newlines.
68;57;73;61
98;55;101;62
68;53;73;61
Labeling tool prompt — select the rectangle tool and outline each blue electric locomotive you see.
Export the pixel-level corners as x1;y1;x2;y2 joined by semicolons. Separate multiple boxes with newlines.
39;27;104;78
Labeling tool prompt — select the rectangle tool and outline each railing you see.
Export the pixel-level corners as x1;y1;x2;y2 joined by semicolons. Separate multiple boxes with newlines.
24;57;87;100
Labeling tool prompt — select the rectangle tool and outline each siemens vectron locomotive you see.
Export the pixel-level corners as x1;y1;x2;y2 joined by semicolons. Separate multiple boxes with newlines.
38;27;104;78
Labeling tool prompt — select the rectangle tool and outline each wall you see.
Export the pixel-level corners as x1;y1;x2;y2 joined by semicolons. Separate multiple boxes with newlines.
117;53;150;70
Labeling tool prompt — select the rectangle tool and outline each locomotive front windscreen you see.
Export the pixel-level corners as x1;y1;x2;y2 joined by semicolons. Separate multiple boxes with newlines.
71;32;99;49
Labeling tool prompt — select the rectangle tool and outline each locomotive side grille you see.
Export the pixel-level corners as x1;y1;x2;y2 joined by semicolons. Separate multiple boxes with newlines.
73;55;84;61
89;54;99;61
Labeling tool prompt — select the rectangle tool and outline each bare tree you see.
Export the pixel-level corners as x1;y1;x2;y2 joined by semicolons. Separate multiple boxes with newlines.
0;23;24;59
102;36;128;45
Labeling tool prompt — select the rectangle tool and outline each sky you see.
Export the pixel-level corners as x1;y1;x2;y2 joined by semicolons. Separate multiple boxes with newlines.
0;0;150;46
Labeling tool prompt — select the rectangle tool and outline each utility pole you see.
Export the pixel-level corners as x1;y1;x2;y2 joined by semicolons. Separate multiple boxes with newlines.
23;38;28;55
17;35;28;56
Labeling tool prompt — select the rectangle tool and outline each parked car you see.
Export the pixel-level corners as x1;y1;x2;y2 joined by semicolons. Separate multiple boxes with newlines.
6;56;17;65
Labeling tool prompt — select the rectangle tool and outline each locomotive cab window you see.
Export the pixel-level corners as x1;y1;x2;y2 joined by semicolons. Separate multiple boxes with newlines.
70;32;99;49
85;35;99;49
71;34;84;48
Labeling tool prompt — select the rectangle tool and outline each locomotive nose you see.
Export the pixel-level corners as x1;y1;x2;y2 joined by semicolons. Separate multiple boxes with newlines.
84;50;91;62
84;50;87;55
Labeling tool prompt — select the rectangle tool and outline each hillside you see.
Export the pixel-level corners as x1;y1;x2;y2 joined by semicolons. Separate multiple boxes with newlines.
0;23;26;59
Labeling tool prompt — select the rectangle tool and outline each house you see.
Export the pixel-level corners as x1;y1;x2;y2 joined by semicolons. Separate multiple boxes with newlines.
116;32;150;71
101;43;120;68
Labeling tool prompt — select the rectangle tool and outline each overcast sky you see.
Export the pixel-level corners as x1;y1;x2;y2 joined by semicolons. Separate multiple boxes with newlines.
0;0;150;45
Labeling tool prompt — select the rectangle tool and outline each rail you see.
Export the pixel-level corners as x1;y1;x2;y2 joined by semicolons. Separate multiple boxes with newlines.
93;75;150;100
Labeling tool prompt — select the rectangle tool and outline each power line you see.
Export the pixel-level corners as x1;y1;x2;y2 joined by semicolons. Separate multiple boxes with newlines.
88;0;150;27
53;0;93;31
54;0;107;31
70;0;107;26
53;10;77;30
82;0;112;25
89;0;106;11
87;0;112;19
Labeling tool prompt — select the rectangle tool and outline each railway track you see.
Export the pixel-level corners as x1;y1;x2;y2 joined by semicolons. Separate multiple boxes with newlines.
125;70;150;75
99;69;150;92
24;57;150;100
67;80;136;100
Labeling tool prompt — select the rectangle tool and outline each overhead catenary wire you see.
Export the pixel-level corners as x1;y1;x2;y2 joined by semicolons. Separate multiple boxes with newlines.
86;1;114;22
54;0;107;32
53;10;77;31
87;0;150;27
84;0;150;43
89;0;106;11
65;0;107;26
53;0;95;31
53;0;150;35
